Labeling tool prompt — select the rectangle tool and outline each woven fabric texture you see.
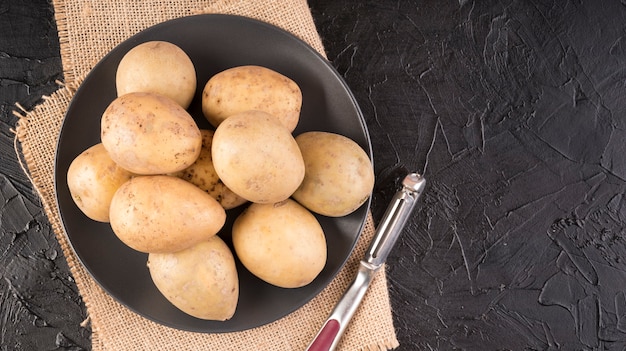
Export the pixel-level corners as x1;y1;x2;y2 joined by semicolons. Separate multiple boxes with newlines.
14;0;399;350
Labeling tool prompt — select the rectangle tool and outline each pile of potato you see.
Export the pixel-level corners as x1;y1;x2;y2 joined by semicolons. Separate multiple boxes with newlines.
66;41;375;321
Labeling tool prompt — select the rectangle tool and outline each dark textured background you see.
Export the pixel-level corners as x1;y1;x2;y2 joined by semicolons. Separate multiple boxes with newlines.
2;0;626;350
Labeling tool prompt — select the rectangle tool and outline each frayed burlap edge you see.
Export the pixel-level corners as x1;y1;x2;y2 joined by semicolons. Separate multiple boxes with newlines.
12;81;104;345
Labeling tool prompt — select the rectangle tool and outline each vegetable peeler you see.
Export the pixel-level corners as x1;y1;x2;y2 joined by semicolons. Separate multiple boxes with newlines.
306;173;426;351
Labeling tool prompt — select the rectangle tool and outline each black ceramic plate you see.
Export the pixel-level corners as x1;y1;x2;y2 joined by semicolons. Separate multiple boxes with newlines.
54;14;371;333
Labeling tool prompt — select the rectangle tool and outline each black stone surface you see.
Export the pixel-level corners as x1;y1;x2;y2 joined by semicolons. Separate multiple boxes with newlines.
0;1;88;350
2;0;626;350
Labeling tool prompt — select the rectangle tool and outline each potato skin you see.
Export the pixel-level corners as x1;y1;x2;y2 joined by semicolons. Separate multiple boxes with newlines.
101;92;202;175
292;132;375;217
232;199;326;288
172;129;247;210
201;65;301;131
66;143;133;222
116;41;196;109
109;175;226;253
212;110;305;204
147;235;239;320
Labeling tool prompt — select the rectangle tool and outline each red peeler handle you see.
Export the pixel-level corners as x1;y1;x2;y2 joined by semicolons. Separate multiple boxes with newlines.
306;319;340;351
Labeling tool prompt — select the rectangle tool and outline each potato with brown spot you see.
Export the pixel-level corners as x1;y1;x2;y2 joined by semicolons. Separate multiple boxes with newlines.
171;129;247;210
147;235;239;320
67;143;133;222
232;199;327;288
211;110;305;204
292;131;375;217
101;92;202;175
201;65;302;131
109;175;226;253
116;41;196;109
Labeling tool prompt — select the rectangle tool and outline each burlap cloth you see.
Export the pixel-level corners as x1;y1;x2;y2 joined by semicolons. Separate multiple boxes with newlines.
13;0;400;350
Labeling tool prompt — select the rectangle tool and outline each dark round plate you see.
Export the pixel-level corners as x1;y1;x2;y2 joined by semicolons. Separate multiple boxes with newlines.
54;14;371;333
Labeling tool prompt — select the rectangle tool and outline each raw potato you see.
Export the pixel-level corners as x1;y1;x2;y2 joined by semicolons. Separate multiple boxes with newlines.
172;130;247;210
116;41;196;109
232;199;326;288
202;65;302;131
212;110;305;204
147;235;239;320
101;92;202;175
66;143;133;222
292;131;375;217
109;175;226;253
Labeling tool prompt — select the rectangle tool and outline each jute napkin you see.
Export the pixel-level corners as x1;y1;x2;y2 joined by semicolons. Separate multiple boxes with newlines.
14;0;399;350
